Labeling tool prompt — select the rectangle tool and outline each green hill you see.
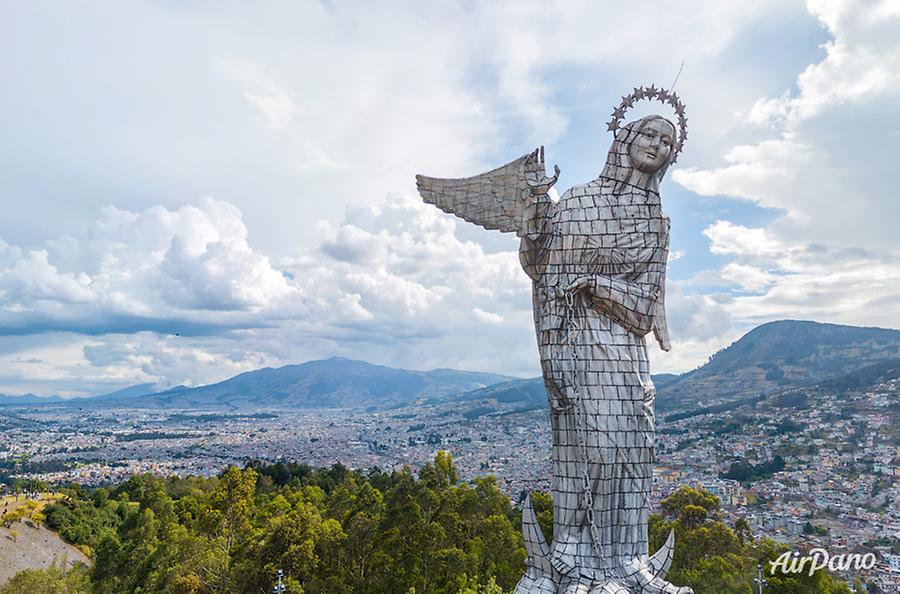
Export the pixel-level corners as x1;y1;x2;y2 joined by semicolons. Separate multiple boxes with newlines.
657;320;900;410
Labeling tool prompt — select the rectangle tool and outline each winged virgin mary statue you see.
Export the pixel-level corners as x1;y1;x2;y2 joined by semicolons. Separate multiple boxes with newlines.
416;88;693;594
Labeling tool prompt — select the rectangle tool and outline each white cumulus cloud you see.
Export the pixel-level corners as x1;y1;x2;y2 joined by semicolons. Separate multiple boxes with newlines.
0;198;298;337
670;0;900;341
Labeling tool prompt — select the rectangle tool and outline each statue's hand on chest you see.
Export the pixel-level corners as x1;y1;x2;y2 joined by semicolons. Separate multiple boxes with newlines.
583;232;660;281
547;190;668;285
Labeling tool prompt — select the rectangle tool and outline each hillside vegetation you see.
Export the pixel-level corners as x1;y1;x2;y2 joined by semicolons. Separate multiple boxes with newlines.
2;454;853;594
657;320;900;410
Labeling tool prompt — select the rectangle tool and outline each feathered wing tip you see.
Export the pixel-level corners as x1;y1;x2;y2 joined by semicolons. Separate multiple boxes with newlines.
415;152;533;234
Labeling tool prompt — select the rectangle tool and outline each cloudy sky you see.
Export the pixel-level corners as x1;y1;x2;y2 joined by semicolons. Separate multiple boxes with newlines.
1;0;898;396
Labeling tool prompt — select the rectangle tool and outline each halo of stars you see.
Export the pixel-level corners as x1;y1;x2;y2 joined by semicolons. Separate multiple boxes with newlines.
606;85;688;163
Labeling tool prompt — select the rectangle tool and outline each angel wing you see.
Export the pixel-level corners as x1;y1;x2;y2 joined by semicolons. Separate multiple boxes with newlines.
416;151;536;236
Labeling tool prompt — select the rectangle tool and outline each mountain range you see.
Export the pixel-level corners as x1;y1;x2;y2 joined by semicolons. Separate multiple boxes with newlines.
0;393;67;405
85;358;511;410
2;320;898;412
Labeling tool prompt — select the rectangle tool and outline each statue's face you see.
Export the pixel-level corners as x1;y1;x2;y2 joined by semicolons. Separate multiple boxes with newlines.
629;119;676;173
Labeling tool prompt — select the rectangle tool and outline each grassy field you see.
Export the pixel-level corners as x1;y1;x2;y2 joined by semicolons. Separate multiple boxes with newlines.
1;492;65;516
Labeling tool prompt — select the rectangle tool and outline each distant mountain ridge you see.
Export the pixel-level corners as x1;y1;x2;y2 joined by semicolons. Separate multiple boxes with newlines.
0;393;65;405
95;357;513;410
91;383;158;401
0;383;157;406
6;320;898;412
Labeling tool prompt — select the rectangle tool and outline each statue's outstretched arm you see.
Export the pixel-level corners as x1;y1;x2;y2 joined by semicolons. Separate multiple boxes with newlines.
416;147;559;236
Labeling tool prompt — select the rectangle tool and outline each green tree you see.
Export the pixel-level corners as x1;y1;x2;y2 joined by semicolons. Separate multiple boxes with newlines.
660;486;720;521
455;575;505;594
1;507;25;528
90;531;124;593
680;504;709;529
734;517;752;545
474;513;525;587
32;511;46;529
419;451;460;490
651;488;748;593
0;563;90;594
12;458;860;594
197;466;258;591
43;494;123;548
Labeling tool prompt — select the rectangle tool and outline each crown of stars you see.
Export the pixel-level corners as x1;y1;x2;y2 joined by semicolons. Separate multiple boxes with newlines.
606;85;689;163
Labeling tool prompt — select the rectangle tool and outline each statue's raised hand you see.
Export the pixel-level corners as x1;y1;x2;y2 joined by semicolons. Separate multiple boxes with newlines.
523;146;560;197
